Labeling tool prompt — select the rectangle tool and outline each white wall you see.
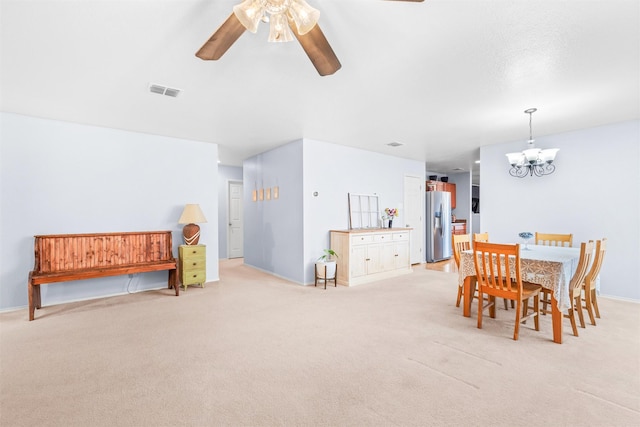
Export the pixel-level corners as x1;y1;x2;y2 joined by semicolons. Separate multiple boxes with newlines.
303;139;425;284
0;113;219;311
217;165;243;259
480;120;640;301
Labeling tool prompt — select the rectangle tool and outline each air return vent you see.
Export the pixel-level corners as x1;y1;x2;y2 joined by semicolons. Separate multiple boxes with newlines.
149;84;181;97
387;141;404;147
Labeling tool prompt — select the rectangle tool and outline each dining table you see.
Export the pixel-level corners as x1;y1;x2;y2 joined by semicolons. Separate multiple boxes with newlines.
458;244;581;344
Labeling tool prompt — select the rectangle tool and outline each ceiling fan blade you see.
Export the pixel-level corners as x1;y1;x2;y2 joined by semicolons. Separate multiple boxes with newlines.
196;13;246;60
292;24;341;76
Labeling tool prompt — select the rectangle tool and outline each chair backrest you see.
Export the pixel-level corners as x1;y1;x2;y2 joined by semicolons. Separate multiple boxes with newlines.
473;232;489;244
569;241;595;292
452;234;472;268
535;232;573;247
584;238;607;288
473;241;522;299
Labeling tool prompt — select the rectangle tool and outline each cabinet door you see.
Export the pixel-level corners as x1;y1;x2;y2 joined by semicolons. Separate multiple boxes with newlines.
444;183;456;209
351;245;368;278
381;242;396;272
426;181;445;192
366;244;383;274
394;241;410;269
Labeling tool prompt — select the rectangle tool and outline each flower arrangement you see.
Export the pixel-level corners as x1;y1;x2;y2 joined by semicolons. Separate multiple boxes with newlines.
384;208;399;219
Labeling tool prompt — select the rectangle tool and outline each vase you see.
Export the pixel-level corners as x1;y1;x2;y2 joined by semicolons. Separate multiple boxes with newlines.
388;219;393;228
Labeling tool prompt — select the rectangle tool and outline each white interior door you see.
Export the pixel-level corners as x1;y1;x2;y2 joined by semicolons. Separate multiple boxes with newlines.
228;181;244;258
404;175;424;264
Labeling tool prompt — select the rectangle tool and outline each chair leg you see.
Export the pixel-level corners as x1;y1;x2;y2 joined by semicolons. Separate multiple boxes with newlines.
575;295;586;328
513;300;521;341
489;296;496;318
533;295;540;331
503;298;509;310
456;285;463;308
477;292;483;329
583;287;597;326
591;288;601;319
568;299;579;337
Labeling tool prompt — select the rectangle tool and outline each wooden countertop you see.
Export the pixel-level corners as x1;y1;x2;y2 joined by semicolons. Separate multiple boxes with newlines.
330;228;413;234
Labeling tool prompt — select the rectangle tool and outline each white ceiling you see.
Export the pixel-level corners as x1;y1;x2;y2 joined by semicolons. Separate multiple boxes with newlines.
2;0;639;183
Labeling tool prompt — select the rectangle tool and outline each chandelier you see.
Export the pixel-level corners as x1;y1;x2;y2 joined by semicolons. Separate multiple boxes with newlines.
506;108;559;178
233;0;320;43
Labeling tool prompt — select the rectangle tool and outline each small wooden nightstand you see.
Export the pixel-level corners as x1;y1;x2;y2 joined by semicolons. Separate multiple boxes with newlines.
179;245;206;291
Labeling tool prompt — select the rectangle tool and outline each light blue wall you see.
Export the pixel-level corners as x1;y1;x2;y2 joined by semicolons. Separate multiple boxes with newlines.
243;141;304;282
218;165;243;259
0;113;219;311
480;120;640;301
243;139;425;284
449;172;472;223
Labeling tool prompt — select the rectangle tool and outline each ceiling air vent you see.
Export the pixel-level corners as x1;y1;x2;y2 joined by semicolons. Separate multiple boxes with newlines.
387;141;404;147
149;83;181;97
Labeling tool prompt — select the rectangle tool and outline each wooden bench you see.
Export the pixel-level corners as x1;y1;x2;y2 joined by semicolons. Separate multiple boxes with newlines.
28;231;178;321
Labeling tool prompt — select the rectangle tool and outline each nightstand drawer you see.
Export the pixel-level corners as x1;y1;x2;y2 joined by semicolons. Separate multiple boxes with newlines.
180;246;205;258
181;257;205;271
182;270;206;284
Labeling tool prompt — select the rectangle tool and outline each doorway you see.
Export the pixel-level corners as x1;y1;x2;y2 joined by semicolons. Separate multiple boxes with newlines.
228;181;244;259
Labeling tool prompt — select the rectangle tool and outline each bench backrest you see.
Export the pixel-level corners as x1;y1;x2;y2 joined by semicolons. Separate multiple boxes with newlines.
33;231;175;273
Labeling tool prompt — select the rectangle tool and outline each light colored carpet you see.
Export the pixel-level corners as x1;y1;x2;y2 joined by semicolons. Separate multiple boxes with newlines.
1;259;639;426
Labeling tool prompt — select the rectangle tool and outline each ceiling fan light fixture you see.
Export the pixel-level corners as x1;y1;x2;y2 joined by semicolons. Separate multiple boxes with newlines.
233;0;265;33
268;13;294;42
288;0;320;35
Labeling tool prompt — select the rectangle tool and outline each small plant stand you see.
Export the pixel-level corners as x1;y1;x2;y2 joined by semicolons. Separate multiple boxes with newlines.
314;264;337;289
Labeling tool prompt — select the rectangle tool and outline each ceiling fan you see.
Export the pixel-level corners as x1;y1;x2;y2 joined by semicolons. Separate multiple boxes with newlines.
196;0;424;76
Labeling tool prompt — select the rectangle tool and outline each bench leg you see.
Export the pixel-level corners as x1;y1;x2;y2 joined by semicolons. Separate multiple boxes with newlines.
28;282;36;321
169;269;179;296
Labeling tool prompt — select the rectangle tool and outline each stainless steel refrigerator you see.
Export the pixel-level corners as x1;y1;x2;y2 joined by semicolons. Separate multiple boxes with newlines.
426;191;452;262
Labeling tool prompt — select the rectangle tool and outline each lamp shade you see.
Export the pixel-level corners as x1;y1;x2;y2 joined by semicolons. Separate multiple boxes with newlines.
288;0;320;35
233;0;265;33
178;204;207;224
178;204;207;245
540;148;559;163
506;152;524;166
268;12;294;42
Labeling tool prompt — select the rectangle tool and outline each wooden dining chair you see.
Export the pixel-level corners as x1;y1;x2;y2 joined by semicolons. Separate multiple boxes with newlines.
535;232;573;247
541;241;594;336
582;238;607;326
452;234;473;307
473;232;489;244
470;232;516;311
473;242;541;340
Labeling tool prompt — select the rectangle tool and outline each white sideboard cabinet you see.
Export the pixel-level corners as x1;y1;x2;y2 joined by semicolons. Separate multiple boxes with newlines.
330;228;412;286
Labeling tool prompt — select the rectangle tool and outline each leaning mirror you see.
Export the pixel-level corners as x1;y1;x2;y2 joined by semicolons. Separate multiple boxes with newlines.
348;193;380;229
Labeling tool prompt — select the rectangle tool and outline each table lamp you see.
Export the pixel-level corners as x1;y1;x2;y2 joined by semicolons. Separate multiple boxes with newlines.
178;204;207;245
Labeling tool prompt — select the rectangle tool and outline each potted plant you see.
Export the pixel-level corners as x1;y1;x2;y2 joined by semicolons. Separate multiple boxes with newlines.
316;249;338;279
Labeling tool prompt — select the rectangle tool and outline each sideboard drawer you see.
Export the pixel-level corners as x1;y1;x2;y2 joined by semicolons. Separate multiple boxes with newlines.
351;235;375;245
